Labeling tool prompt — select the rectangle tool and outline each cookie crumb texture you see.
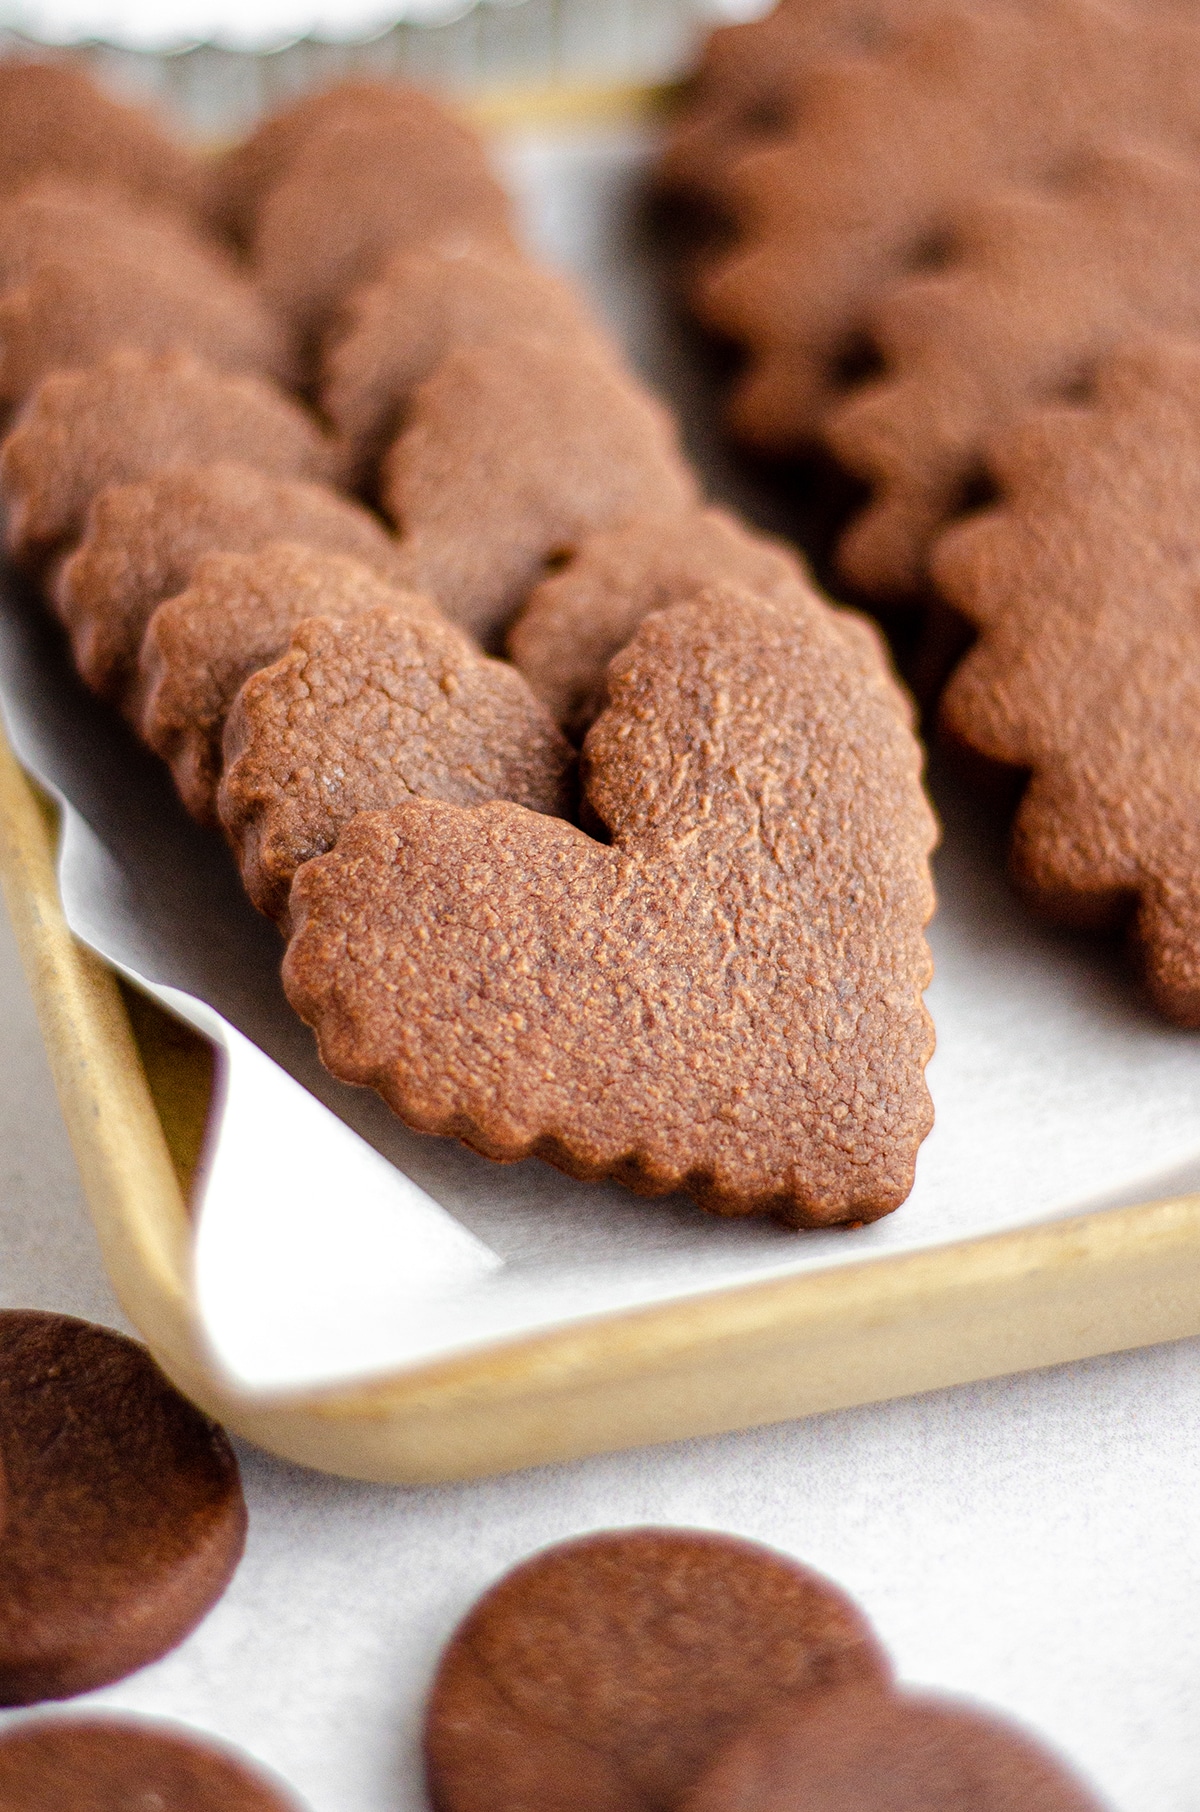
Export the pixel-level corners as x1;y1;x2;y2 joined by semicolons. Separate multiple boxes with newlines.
284;588;935;1224
681;1686;1107;1812
424;1528;891;1812
0;1718;300;1812
0;1311;246;1706
935;336;1200;1026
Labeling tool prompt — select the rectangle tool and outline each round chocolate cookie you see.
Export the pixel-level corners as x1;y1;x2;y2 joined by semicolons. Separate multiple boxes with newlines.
0;1717;300;1811
0;1311;246;1705
424;1528;892;1812
680;1686;1107;1811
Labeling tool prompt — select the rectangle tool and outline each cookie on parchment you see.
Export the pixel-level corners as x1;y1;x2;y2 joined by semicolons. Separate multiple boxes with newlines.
322;239;606;493
507;506;810;738
424;1529;892;1812
0;1719;301;1812
0;252;293;414
827;144;1200;599
694;0;1200;453
220;597;574;921
139;545;420;828
381;337;698;644
934;337;1200;1026
285;586;935;1223
243;83;513;348
0;350;338;566
0;62;210;226
0;1311;245;1705
58;462;398;710
681;1686;1106;1812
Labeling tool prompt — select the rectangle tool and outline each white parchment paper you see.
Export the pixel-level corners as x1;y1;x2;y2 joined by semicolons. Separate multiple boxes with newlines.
2;126;1199;1397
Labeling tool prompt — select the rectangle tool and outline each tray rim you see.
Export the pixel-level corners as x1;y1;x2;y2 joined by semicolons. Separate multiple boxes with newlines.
5;721;1200;1484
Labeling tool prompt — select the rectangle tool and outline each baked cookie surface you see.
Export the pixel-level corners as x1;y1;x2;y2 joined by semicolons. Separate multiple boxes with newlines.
284;586;935;1223
935;336;1200;1026
424;1529;891;1812
0;1718;300;1811
221;597;574;922
0;1311;245;1705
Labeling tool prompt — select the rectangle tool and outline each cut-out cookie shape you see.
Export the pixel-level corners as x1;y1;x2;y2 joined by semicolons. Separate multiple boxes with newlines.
140;544;424;828
0;178;243;303
381;337;698;645
0;1719;301;1812
244;83;513;348
827;144;1200;599
322;239;607;493
221;596;575;922
58;461;398;709
0;350;338;566
0;61;210;225
0;1311;245;1705
424;1529;892;1812
216;77;454;246
507;505;812;738
934;337;1200;1026
694;0;1200;453
657;0;935;208
681;1686;1106;1812
285;586;935;1221
0;252;294;414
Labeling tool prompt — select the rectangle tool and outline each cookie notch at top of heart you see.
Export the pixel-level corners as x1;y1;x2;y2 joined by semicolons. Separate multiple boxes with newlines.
283;586;937;1227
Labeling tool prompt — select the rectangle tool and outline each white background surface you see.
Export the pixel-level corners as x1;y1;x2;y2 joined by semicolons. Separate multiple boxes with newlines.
4;888;1200;1811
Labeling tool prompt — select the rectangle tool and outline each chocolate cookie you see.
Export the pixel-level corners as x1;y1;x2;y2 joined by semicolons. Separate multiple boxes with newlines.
0;178;242;302
322;239;606;493
57;461;398;709
216;78;443;246
0;62;210;225
424;1529;892;1812
934;336;1200;1026
220;597;575;921
507;506;810;738
284;587;935;1221
0;1311;245;1704
680;1687;1106;1811
381;338;698;644
0;1718;300;1811
245;85;513;348
827;143;1200;599
0;350;338;566
0;252;294;414
694;0;1200;453
140;544;422;825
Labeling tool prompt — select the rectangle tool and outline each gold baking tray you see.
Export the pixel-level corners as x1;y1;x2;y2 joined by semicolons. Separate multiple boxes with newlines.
5;720;1200;1484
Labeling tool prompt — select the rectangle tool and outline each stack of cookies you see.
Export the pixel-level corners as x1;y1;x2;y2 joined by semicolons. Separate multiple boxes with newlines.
0;63;937;1230
665;0;1200;1028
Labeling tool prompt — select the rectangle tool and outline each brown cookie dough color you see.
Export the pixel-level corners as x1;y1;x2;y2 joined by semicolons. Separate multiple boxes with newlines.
680;1687;1107;1811
934;336;1200;1025
60;462;399;711
693;0;1200;454
0;1719;301;1811
322;240;610;494
0;1311;245;1704
825;144;1200;600
425;1529;892;1812
221;599;574;922
507;506;810;737
244;83;513;350
285;586;935;1223
0;62;210;225
140;545;423;826
381;337;698;644
0;351;338;568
